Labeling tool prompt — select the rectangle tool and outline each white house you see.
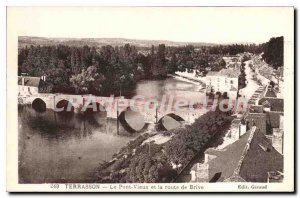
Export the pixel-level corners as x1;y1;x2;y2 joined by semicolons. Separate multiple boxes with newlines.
18;76;41;96
206;68;240;100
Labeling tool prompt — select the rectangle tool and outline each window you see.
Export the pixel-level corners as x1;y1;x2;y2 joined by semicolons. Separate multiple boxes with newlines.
230;80;234;84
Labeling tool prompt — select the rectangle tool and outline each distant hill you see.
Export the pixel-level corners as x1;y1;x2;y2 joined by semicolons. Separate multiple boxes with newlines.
18;36;217;49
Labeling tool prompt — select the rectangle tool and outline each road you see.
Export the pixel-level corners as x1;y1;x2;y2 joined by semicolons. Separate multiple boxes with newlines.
238;60;260;103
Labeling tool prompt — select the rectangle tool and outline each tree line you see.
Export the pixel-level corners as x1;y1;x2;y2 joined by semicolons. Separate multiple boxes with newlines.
18;40;281;96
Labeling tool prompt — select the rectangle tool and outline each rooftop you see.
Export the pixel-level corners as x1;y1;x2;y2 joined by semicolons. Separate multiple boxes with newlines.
219;68;240;78
265;90;277;98
239;131;283;182
205;127;283;182
206;131;251;182
259;98;284;112
246;113;266;134
249;105;264;113
206;68;240;78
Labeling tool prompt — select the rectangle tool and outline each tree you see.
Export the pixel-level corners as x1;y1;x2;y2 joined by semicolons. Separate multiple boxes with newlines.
151;44;167;78
70;66;105;94
262;36;284;69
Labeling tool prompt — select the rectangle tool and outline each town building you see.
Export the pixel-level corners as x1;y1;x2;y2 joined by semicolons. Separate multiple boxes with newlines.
190;126;283;183
223;56;241;69
206;68;240;100
228;118;247;141
190;83;284;183
222;55;240;64
18;76;42;96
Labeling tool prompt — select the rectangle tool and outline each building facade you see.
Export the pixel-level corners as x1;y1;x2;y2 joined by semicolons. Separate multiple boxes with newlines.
18;76;41;96
206;68;240;100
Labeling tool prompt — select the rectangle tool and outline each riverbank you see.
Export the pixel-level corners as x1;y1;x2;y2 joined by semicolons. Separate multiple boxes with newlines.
173;70;206;89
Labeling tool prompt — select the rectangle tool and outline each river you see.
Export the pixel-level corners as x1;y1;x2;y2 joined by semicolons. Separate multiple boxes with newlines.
18;77;204;183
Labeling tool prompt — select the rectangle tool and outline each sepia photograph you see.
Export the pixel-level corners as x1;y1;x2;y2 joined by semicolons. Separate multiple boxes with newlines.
6;6;294;192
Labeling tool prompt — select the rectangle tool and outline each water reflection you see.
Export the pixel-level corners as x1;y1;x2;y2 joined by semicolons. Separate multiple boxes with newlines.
132;77;205;105
18;105;136;183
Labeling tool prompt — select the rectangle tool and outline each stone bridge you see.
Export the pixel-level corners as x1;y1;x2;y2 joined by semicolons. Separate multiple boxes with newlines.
21;93;206;124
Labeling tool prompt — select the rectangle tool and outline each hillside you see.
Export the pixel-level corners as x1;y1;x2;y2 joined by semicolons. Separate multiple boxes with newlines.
18;36;216;48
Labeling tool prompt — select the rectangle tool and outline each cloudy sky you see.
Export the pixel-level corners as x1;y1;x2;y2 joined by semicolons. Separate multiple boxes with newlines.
8;7;293;44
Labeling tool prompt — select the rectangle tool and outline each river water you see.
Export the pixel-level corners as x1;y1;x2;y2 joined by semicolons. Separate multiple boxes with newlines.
18;77;204;183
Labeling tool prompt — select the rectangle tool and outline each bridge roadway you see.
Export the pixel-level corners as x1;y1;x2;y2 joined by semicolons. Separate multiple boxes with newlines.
21;93;207;124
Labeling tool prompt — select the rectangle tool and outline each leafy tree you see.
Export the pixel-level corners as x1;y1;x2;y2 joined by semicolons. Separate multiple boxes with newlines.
70;66;105;94
151;44;167;78
262;36;284;69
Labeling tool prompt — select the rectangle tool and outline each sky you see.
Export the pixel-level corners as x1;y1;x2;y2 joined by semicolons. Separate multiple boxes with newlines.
8;7;293;44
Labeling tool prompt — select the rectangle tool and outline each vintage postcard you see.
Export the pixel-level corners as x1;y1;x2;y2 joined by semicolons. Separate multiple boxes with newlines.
6;7;294;192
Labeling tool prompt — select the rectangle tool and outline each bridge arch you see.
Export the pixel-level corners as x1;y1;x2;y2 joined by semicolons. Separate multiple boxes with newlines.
158;113;185;123
118;109;148;133
157;113;185;131
32;98;46;113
